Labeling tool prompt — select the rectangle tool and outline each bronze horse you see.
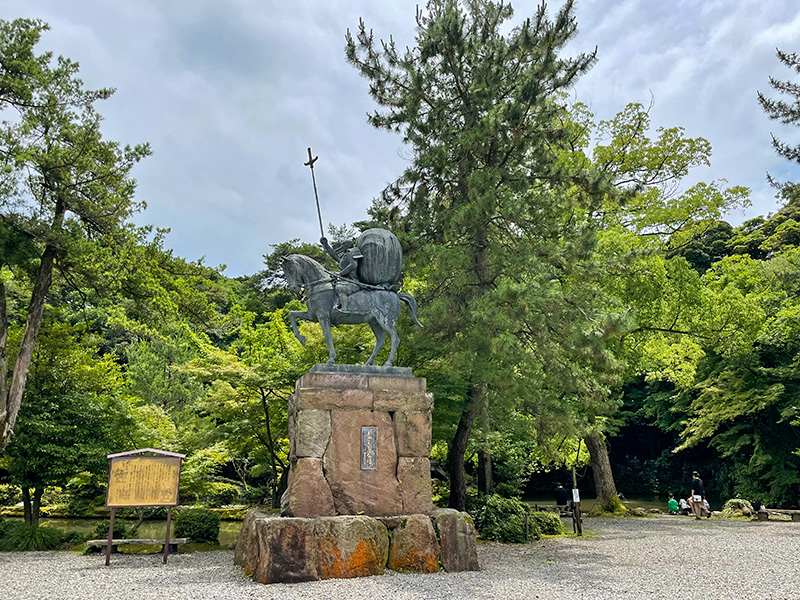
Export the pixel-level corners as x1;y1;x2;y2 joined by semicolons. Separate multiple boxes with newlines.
282;254;422;366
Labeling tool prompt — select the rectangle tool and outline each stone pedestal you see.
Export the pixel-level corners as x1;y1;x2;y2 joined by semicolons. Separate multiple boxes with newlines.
237;509;479;583
237;365;478;584
283;365;434;518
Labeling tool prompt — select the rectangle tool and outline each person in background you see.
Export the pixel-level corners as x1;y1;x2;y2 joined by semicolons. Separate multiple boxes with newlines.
555;483;569;507
667;493;679;514
689;470;710;519
679;497;692;515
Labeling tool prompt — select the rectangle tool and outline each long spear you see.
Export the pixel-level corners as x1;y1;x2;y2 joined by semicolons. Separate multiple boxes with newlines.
303;147;325;238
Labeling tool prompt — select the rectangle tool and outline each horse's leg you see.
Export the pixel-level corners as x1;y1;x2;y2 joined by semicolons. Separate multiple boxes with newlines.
373;310;400;367
288;310;311;346
384;323;400;367
319;317;336;364
366;320;386;365
381;296;402;366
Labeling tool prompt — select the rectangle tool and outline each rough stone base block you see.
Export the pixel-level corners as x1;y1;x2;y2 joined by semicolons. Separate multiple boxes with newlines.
315;516;389;579
234;509;268;568
387;514;439;573
250;517;318;584
431;508;480;572
236;509;479;584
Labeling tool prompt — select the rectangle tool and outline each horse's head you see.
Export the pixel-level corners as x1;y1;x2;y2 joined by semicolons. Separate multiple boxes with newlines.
281;255;303;292
281;253;324;293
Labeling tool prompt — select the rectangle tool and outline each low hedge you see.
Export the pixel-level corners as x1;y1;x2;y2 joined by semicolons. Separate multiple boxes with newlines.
174;508;220;544
468;494;541;543
529;510;565;536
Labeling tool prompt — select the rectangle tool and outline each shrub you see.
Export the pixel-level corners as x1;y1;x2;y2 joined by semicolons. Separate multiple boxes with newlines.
239;485;271;506
529;511;564;536
0;522;62;551
468;494;539;543
174;508;220;544
721;498;754;517
205;483;241;507
431;479;449;507
0;484;21;507
92;519;133;540
59;530;90;545
493;482;523;499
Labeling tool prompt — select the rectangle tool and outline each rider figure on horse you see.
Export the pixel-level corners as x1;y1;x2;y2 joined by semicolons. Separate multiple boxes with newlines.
320;236;363;311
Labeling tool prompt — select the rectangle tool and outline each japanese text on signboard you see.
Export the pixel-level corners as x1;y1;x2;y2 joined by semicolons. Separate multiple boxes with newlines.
107;456;181;507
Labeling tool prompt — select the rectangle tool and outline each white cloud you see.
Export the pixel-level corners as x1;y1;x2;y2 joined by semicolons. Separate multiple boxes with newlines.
5;0;800;274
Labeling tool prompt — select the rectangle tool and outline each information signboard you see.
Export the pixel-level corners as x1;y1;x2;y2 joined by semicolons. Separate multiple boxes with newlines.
103;448;184;566
107;455;181;507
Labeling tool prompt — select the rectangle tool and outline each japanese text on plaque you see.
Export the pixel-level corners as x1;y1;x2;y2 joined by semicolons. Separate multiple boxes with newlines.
361;426;377;470
107;456;181;507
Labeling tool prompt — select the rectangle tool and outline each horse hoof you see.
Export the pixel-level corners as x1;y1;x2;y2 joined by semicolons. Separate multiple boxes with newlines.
298;336;306;346
326;359;335;364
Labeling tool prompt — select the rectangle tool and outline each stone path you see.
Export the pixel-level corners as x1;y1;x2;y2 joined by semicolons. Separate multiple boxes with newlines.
2;516;799;599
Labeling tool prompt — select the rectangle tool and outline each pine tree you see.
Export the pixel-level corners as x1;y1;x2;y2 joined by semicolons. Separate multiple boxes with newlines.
0;19;150;450
758;49;800;196
347;0;620;510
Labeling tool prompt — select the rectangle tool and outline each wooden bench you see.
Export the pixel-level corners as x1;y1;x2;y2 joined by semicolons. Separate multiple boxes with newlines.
757;509;800;521
529;504;572;517
85;538;190;554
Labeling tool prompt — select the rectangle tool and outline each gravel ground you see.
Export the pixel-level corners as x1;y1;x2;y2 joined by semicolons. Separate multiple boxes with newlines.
3;516;800;600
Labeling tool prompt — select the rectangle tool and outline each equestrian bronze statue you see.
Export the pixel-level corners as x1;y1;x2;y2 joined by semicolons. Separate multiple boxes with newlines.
282;228;421;366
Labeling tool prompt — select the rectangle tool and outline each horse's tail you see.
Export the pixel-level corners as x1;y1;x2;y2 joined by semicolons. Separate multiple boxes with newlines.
398;292;423;327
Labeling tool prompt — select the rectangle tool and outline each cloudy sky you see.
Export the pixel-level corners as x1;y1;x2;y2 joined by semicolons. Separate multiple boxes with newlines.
6;0;800;276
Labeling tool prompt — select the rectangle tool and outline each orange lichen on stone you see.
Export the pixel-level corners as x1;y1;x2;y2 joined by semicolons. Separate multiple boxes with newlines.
388;545;438;573
317;538;384;579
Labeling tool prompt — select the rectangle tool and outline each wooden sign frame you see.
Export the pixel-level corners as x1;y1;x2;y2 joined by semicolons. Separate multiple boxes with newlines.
104;448;185;565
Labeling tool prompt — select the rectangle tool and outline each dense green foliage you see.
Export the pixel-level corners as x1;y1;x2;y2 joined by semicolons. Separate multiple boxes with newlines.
468;493;538;543
174;508;220;544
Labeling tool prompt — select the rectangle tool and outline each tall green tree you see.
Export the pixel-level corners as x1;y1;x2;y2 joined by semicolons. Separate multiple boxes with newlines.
669;214;800;506
347;0;623;510
0;19;150;450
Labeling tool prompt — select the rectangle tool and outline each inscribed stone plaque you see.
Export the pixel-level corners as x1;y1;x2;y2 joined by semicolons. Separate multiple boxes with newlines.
106;455;181;507
361;426;377;470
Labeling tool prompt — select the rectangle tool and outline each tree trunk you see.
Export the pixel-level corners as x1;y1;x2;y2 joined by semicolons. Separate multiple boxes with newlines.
585;433;624;513
0;279;7;431
1;193;65;452
477;451;493;494
448;384;482;511
22;487;32;525
20;486;44;525
477;390;493;494
129;507;145;536
32;486;43;526
273;467;289;510
259;389;285;508
1;243;58;451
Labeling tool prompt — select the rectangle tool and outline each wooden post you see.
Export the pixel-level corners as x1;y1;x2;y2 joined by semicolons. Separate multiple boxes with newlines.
105;508;116;566
524;513;529;542
163;507;173;564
